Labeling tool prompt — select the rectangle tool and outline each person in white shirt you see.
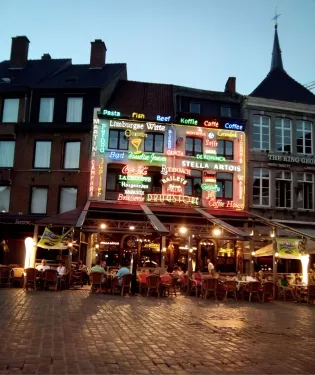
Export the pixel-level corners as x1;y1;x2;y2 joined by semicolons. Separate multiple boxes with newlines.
56;261;67;290
207;259;214;273
36;259;50;272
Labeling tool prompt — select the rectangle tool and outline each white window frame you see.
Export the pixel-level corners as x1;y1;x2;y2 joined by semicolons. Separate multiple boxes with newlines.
0;186;11;212
297;173;314;210
2;99;19;123
252;115;270;150
275;171;292;209
296;120;313;155
189;102;200;114
66;97;83;123
275;118;292;152
63;141;81;169
30;187;48;214
0;141;15;168
39;98;54;123
34;141;52;169
59;187;77;213
253;168;270;207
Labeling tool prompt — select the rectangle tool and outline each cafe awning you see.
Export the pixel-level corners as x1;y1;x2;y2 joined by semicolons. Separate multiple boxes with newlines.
140;205;169;235
254;240;315;258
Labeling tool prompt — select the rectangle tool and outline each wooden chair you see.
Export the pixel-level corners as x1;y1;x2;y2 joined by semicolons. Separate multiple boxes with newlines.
202;278;218;300
181;274;189;292
71;270;84;288
248;281;261;302
224;280;237;301
300;285;315;304
115;273;133;296
146;274;161;297
262;282;274;302
56;271;69;291
12;268;24;287
162;276;178;297
90;272;105;293
189;279;202;297
42;269;57;291
24;268;37;290
0;266;13;288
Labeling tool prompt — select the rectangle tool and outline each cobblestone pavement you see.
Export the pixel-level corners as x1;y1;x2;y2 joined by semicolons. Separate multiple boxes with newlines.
0;289;314;375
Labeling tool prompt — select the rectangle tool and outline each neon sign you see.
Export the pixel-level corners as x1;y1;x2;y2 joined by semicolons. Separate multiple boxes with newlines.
146;123;166;131
101;109;121;117
203;172;216;183
161;175;188;185
100;123;106;153
100;241;120;245
196;154;226;162
238;175;244;200
217;130;237;138
147;194;200;205
207;198;244;210
119;175;151;182
130;138;143;155
121;182;149;190
132;112;145;119
122;165;148;175
128;152;166;163
214;164;241;172
125;130;147;138
167;129;172;149
161;165;191;176
92;119;99;157
180;118;198;125
186;130;206;137
201;183;220;192
118;194;145;202
167;150;184;156
157;115;171;122
224;123;244;131
98;158;104;197
239;134;244;164
110;120;144;130
182;160;241;172
166;184;183;194
205;140;218;147
89;159;96;197
204;120;219;128
109;151;125;160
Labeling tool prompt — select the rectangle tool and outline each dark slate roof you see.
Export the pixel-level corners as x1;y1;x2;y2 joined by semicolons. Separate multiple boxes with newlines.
0;59;71;92
174;85;242;103
250;68;315;105
270;25;284;72
36;63;126;88
106;80;174;118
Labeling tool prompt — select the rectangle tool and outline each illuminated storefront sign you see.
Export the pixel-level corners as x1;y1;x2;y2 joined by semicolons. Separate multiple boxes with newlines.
217;130;237;138
201;183;220;192
89;159;96;197
161;165;191;176
186;130;206;137
182;160;241;172
167;150;184;156
147;194;200;205
125;130;147;138
109;151;125;160
120;182;149;190
205;140;218;147
119;175;151;182
132;112;145;119
204;120;219;128
118;194;145;202
122;165;148;175
239;133;244;164
238;175;244;200
166;184;183;194
100;123;106;153
157;115;171;122
101;109;121;117
180;118;198;125
167;129;172;149
196;154;226;162
110;120;144;130
161;175;188;185
98;158;104;197
203;172;216;183
224;122;244;131
207;198;244;210
130;138;143;155
128;152;167;163
100;241;120;246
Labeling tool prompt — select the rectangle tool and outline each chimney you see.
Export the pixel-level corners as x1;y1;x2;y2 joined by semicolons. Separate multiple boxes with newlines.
10;36;30;68
41;53;51;60
225;77;236;95
90;39;107;69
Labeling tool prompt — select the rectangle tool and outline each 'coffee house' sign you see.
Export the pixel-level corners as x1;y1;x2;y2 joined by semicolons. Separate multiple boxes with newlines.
268;154;315;165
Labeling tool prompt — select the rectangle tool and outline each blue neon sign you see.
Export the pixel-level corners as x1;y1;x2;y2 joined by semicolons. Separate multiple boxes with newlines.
224;123;244;131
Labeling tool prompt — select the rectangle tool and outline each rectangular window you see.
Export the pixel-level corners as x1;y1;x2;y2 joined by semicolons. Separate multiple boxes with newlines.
106;168;124;192
297;173;314;210
217;140;233;160
296;121;312;154
185;137;203;156
64;142;80;169
2;99;19;123
39;98;54;122
144;133;164;153
34;141;51;168
59;187;77;213
276;171;292;208
108;130;129;150
221;107;231;117
190;102;200;114
0;186;10;212
216;173;233;199
66;97;83;123
185;170;202;197
253;168;270;206
275;118;291;152
0;141;15;168
253;115;270;150
30;187;48;214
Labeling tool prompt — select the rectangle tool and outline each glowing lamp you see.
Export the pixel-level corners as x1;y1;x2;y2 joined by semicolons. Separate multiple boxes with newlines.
251;251;256;256
95;244;99;249
179;226;188;235
68;242;73;248
129;226;135;231
213;227;222;236
24;237;34;269
275;252;279;257
100;223;106;229
301;255;309;285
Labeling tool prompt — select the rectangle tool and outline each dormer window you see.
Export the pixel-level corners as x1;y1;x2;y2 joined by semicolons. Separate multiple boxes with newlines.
221;106;231;117
189;102;200;114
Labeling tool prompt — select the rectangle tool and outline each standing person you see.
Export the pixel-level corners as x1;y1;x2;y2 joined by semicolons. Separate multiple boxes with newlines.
207;259;214;273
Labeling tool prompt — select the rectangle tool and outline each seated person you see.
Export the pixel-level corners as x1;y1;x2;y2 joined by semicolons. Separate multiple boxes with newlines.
178;266;184;277
36;259;50;272
160;272;171;284
280;274;298;301
234;270;242;281
56;261;67;288
115;264;130;284
139;270;150;284
90;260;105;274
192;267;204;286
257;270;265;283
172;266;180;278
294;273;302;285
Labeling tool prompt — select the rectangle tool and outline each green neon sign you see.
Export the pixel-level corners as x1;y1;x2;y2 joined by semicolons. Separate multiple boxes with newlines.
119;175;152;183
128;152;166;163
201;183;220;192
196;154;226;162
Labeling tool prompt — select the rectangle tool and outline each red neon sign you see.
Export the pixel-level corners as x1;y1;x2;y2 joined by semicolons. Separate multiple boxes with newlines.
205;140;218;147
204;120;219;128
167;150;184;156
122;165;148;176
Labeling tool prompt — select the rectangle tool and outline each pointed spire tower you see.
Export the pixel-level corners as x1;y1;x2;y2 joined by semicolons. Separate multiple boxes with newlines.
270;12;284;71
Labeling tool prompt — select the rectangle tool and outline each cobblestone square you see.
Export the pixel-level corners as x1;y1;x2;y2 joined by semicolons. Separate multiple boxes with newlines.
0;289;314;374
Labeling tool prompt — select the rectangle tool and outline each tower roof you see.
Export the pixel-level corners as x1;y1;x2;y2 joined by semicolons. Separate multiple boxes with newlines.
270;24;284;71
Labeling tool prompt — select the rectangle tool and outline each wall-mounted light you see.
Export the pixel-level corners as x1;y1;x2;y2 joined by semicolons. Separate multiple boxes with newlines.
68;242;73;248
100;223;106;229
95;244;99;249
213;227;222;236
270;228;275;238
275;251;279;257
251;251;256;256
179;226;188;234
129;226;135;231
